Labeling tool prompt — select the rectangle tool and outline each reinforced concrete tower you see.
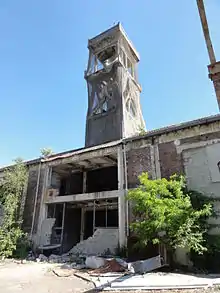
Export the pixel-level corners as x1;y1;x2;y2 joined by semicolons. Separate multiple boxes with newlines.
84;23;145;147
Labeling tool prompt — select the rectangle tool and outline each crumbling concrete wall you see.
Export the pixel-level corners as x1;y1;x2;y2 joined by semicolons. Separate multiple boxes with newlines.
183;143;220;235
23;164;46;234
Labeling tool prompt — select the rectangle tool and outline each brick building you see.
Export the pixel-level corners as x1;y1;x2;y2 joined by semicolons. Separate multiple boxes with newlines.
2;24;220;256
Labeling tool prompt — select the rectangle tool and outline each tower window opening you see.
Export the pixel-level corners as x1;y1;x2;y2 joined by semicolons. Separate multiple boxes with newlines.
98;46;116;64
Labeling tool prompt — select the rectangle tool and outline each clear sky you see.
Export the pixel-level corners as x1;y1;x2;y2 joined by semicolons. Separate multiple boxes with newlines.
0;0;220;166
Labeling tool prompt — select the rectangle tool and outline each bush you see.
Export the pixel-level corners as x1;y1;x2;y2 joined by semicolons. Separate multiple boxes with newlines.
127;173;212;261
0;159;28;258
13;234;31;259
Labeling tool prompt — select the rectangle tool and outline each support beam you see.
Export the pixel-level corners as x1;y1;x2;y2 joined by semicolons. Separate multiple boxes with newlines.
45;189;120;204
117;146;126;248
36;166;50;246
197;0;220;111
80;207;85;241
83;171;87;193
103;155;117;165
60;203;66;253
67;162;84;171
84;159;102;169
93;200;96;234
197;0;216;64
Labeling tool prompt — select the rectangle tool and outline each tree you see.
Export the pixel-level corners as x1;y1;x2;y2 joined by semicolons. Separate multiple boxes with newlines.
40;148;53;158
0;158;28;258
127;173;212;257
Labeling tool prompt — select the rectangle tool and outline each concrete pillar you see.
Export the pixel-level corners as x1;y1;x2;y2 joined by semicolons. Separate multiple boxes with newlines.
80;207;85;241
83;171;87;193
117;145;126;247
36;165;50;246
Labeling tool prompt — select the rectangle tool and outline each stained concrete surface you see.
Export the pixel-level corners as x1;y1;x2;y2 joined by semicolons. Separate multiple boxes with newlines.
0;261;94;293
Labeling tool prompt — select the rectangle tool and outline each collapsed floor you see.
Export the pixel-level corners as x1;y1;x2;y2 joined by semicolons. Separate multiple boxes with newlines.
39;198;119;256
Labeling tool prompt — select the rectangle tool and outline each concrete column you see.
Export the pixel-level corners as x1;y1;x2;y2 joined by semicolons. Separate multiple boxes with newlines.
80;207;85;241
36;165;50;246
117;145;126;247
83;171;87;193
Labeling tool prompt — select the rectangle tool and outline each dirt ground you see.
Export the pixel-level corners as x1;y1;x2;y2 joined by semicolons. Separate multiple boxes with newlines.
0;260;219;293
0;260;94;293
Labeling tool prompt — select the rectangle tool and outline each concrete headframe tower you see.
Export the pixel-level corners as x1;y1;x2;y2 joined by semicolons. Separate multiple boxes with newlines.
84;23;145;147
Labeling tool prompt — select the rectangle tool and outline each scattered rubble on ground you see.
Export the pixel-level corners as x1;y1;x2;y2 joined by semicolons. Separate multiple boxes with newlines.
68;228;119;255
128;254;162;274
36;254;48;262
90;258;126;275
22;251;220;291
85;256;106;269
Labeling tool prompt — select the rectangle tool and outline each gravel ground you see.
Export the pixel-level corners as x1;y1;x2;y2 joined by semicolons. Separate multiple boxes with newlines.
0;260;219;293
0;260;94;293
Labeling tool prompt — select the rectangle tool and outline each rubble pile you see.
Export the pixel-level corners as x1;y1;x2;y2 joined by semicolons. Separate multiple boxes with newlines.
90;258;126;274
69;228;119;255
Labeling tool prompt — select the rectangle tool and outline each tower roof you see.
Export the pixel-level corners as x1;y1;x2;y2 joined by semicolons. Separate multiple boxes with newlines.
88;22;140;61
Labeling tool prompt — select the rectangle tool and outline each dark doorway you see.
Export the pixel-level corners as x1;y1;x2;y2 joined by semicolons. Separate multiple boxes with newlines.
62;205;81;253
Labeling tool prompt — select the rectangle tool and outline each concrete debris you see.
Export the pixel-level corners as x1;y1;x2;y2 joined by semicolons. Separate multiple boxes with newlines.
48;254;62;263
108;272;213;290
52;267;76;277
128;255;162;274
87;272;219;291
115;258;128;269
90;259;126;274
36;254;48;262
26;250;35;261
72;263;86;270
61;254;72;263
69;228;118;255
85;256;106;269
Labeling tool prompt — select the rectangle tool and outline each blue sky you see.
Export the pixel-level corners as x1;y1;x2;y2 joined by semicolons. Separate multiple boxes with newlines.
0;0;220;166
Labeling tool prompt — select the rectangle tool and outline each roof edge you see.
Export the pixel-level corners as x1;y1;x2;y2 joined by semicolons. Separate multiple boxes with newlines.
125;114;220;143
1;114;219;172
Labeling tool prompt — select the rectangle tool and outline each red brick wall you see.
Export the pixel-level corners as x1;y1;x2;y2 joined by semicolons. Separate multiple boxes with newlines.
127;146;152;188
158;142;183;178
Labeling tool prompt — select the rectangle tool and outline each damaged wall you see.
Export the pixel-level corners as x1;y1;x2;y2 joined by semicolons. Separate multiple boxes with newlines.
20;116;220;254
22;165;46;234
127;144;153;188
126;124;220;237
183;143;220;235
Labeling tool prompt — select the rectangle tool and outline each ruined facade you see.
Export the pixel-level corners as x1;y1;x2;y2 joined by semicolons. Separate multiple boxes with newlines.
18;114;220;255
1;24;220;256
